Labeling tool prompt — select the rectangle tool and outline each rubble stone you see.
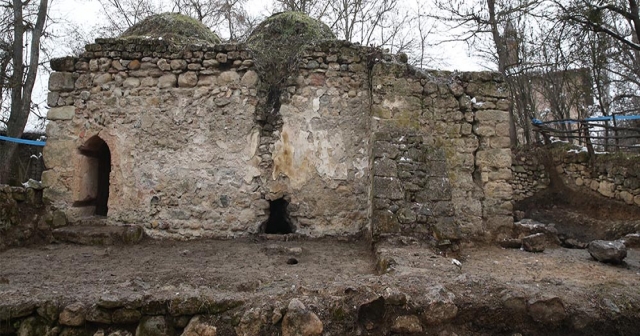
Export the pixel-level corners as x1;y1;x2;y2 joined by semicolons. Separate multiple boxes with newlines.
391;315;423;334
281;299;323;336
522;233;546;252
588;240;627;264
59;302;86;326
181;316;217;336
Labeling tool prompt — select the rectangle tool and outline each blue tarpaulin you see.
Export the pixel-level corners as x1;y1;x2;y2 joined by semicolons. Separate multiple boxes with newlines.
0;135;46;147
533;115;640;126
585;115;640;122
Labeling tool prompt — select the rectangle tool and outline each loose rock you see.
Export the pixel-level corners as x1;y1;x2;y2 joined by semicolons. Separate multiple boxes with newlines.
527;296;566;324
621;233;640;248
181;316;216;336
282;299;323;336
562;238;587;249
522;233;546;252
588;240;627;264
136;316;174;336
112;308;141;324
391;315;423;334
498;238;522;249
59;302;86;326
422;286;458;325
235;308;262;336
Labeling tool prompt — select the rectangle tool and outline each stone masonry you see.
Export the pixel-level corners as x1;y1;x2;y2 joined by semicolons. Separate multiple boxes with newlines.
43;16;513;243
512;145;640;207
370;64;513;242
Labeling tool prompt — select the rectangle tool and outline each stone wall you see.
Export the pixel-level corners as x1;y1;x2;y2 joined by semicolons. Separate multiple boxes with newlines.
43;39;373;239
511;151;550;200
512;146;640;207
45;39;265;239
369;64;513;243
371;132;455;241
270;41;371;234
562;156;640;206
43;37;513;243
0;183;51;251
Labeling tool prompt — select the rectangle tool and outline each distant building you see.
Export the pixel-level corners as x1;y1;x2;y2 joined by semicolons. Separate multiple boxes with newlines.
502;22;594;143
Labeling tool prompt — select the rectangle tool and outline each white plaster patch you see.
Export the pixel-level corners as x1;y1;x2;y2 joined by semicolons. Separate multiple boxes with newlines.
193;134;207;144
216;140;229;150
243;166;261;184
272;122;349;187
243;128;260;160
354;155;369;178
382;98;405;109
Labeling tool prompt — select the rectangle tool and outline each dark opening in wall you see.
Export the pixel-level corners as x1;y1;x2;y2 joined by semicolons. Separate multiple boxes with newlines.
95;141;111;216
74;136;111;216
261;198;294;234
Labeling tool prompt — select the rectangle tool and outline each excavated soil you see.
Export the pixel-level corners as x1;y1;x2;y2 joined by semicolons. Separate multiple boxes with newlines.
2;237;640;335
515;181;640;242
0;238;375;303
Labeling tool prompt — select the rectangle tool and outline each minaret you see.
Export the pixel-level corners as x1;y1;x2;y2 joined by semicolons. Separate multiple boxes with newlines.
503;20;520;69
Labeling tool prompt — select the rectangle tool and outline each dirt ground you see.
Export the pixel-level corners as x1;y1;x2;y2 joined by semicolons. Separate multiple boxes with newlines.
0;238;375;303
515;179;640;242
1;236;640;335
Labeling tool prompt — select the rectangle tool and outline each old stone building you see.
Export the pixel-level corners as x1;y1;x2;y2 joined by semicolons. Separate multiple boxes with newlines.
42;12;513;244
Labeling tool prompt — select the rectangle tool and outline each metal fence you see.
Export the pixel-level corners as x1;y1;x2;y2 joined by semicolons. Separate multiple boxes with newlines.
532;115;640;155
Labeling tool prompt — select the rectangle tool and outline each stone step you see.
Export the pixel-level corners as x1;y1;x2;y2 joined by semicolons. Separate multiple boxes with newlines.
74;216;109;226
52;225;144;246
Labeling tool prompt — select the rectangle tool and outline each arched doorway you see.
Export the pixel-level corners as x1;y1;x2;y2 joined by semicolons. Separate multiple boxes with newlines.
77;136;111;216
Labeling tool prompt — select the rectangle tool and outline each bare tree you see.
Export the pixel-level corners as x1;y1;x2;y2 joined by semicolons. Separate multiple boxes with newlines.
273;0;418;54
411;0;437;68
93;0;257;41
330;0;409;50
95;0;159;36
430;0;545;146
557;1;640;122
0;0;49;184
274;0;333;21
555;0;640;51
172;0;257;40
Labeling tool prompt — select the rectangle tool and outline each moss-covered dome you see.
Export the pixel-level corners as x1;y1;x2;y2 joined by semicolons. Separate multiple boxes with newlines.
246;12;335;88
246;11;335;46
120;13;221;44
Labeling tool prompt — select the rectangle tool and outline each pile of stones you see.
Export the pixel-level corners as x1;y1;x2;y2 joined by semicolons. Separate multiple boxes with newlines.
498;218;636;265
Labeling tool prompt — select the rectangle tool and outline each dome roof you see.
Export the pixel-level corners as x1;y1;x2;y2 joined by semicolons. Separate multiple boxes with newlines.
246;11;335;47
120;13;221;44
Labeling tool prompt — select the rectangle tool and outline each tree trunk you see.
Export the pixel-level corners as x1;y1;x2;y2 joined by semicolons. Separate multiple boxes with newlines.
487;0;518;147
0;0;49;184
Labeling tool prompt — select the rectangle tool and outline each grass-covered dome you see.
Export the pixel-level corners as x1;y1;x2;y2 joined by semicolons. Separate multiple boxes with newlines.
246;11;335;46
120;12;221;44
247;11;336;88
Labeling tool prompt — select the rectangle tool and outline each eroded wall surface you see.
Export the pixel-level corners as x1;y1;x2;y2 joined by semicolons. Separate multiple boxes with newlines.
45;39;266;238
370;64;513;242
44;39;512;241
44;39;373;239
268;43;371;234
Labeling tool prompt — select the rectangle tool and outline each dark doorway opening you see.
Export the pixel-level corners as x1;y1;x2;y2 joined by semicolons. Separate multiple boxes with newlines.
262;198;294;234
95;141;110;216
77;136;111;216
